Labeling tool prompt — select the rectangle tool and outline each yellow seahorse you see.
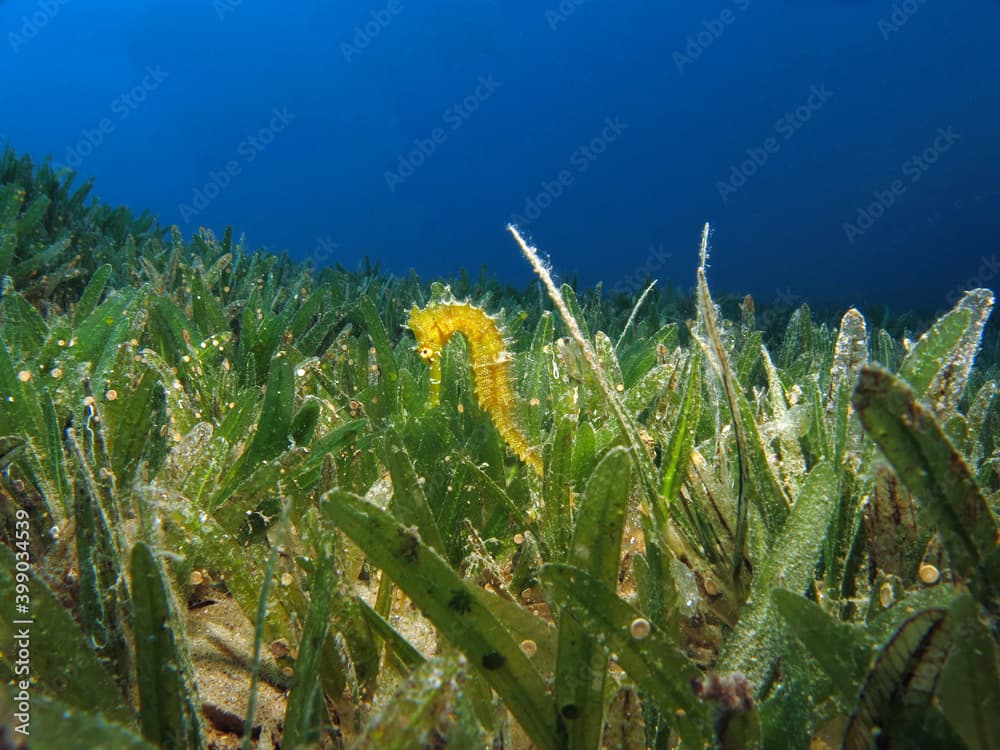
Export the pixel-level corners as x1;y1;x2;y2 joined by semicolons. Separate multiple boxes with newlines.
407;300;543;476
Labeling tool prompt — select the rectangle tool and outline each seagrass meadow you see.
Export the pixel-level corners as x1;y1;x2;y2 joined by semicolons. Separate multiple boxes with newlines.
1;145;1000;750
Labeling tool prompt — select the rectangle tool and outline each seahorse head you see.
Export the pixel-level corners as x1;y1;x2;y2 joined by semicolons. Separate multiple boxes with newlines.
407;304;448;364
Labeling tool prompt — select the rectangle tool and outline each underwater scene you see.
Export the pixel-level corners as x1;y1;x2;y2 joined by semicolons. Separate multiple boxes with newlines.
2;1;1000;749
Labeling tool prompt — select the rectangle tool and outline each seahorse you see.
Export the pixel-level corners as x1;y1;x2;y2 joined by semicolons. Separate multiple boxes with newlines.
407;300;543;476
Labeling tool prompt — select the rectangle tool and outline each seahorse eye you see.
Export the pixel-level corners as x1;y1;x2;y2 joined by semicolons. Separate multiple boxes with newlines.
418;346;435;361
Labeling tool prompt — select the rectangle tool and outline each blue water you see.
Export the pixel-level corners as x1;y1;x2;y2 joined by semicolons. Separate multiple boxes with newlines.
3;0;998;312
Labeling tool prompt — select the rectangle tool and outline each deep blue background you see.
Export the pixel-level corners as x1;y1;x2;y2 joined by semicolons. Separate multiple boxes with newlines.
2;0;998;311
